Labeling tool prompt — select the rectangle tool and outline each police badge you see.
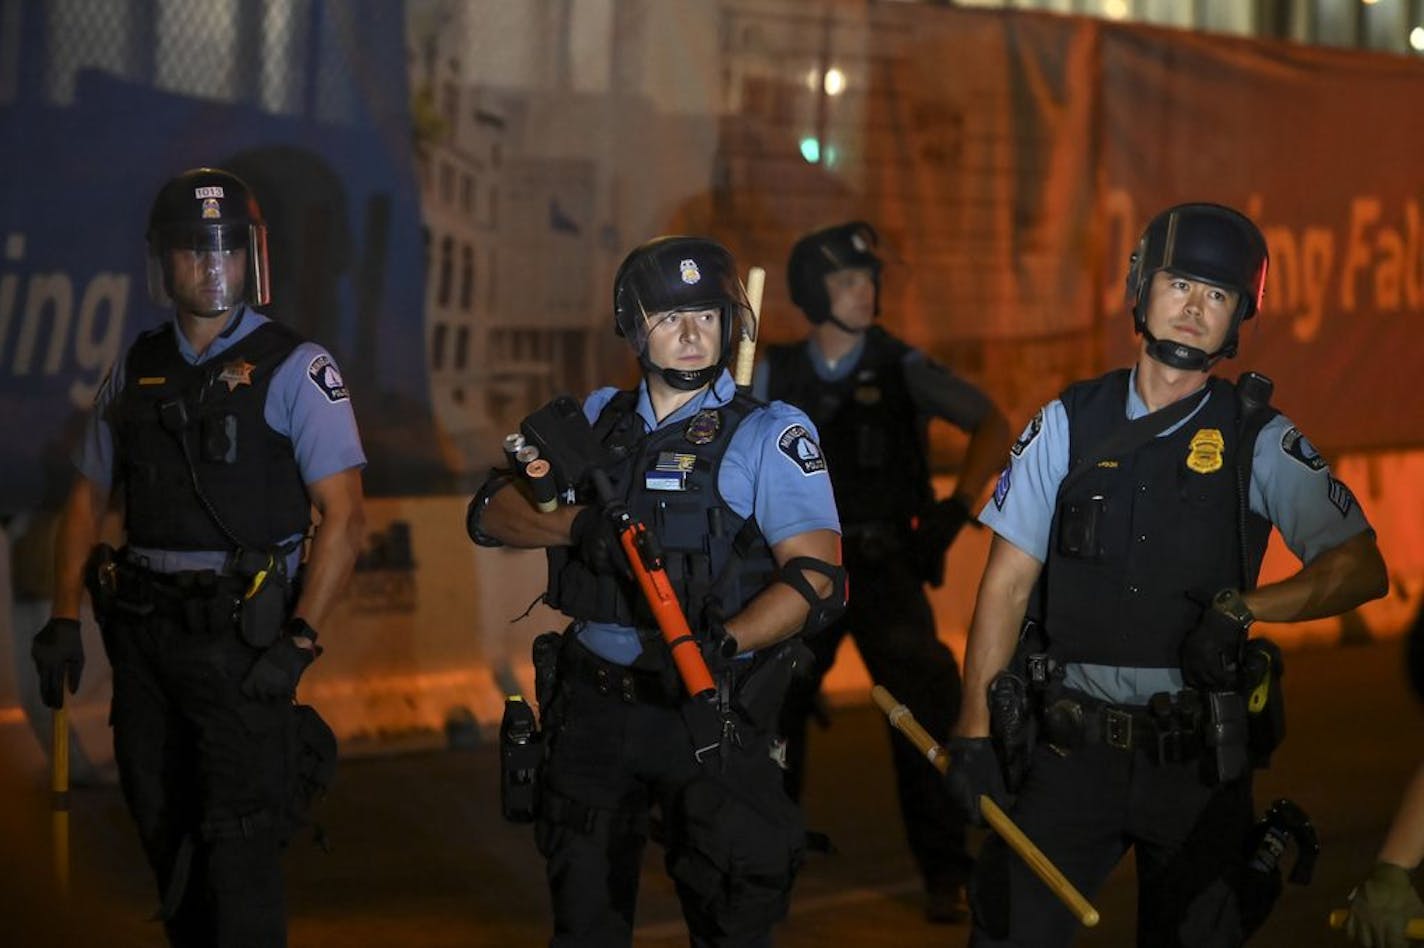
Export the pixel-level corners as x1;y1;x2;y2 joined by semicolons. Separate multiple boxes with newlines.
684;409;721;445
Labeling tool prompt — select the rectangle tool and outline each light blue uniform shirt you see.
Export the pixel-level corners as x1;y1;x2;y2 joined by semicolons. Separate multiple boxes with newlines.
76;306;367;576
578;370;841;664
981;366;1372;704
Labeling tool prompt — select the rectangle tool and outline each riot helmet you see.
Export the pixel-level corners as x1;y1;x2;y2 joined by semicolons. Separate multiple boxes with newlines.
146;167;270;315
787;220;882;330
1127;202;1268;371
612;236;755;391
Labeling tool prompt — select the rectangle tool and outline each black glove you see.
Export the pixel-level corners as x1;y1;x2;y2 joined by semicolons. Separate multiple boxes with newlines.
242;620;321;700
1181;589;1252;691
31;618;84;709
911;496;973;588
944;736;1009;828
700;622;741;677
569;506;631;578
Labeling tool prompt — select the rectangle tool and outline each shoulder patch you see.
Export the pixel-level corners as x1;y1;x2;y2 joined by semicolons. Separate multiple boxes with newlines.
776;424;827;476
1327;476;1356;517
1280;426;1326;471
1011;410;1044;458
307;353;349;403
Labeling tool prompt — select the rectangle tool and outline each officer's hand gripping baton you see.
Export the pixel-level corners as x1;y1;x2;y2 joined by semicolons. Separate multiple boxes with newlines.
589;469;715;698
51;700;70;895
733;266;765;388
870;684;1100;928
1328;908;1424;939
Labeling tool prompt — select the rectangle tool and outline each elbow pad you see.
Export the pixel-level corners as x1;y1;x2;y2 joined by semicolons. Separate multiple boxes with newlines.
467;468;517;547
777;556;847;636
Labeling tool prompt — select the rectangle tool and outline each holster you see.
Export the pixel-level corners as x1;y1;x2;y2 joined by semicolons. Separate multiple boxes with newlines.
987;671;1035;792
284;704;337;846
1202;690;1250;784
82;543;121;625
732;637;812;734
232;549;291;649
1243;637;1286;767
532;630;564;724
499;697;542;824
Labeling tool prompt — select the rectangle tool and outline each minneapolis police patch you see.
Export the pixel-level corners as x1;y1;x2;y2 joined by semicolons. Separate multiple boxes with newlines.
1011;410;1044;458
1280;426;1326;472
777;424;826;475
307;354;349;403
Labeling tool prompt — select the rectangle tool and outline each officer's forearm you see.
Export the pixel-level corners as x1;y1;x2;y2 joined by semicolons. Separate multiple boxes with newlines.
51;475;106;620
1378;762;1424;871
291;469;366;636
956;536;1039;737
724;582;821;653
1242;531;1388;624
955;403;1014;505
724;528;842;652
479;479;582;548
292;503;364;635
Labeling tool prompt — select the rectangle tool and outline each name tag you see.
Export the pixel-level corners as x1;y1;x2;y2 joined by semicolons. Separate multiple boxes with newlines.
645;471;688;492
646;451;698;492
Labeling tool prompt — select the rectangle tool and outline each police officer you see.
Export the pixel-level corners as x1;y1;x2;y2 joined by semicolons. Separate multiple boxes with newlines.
1342;607;1424;948
948;202;1388;947
29;167;366;947
754;221;1012;922
469;236;845;947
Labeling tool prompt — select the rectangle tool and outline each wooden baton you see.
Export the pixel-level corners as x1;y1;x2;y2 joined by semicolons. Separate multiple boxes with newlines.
733;266;765;388
51;702;70;895
870;684;1100;928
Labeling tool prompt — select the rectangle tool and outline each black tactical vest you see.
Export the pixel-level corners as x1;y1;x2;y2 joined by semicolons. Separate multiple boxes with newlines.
1040;369;1273;668
764;327;930;527
545;390;777;638
115;318;312;552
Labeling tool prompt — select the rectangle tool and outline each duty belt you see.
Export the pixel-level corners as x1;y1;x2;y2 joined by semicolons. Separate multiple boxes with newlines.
561;638;682;707
105;556;247;626
1042;691;1205;763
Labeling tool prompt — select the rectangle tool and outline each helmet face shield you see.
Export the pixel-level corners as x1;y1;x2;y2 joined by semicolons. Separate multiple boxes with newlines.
613;237;754;364
146;169;271;312
148;228;264;316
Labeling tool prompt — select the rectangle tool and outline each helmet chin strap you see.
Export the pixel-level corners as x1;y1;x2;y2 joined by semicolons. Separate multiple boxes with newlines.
824;313;864;334
642;355;721;392
1142;327;1234;372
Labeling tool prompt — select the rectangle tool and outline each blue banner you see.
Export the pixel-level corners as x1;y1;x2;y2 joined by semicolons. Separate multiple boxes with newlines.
0;1;435;514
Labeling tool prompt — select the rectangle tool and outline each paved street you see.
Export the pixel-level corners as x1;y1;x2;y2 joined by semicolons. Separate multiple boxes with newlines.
2;636;1418;947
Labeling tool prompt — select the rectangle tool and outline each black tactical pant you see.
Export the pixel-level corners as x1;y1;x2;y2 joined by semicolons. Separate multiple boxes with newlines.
969;741;1252;948
101;589;294;948
537;642;797;947
778;547;970;890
